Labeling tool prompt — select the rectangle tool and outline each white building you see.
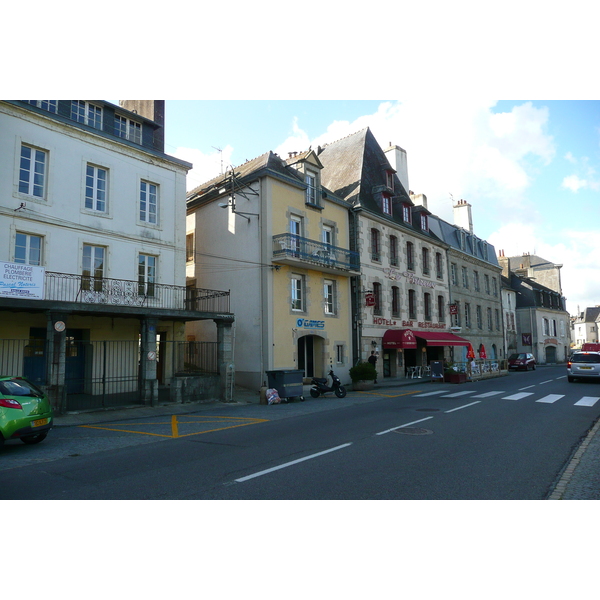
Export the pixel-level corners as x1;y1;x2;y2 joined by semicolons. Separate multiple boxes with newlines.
0;100;232;412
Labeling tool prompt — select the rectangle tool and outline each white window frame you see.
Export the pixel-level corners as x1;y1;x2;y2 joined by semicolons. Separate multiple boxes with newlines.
85;164;108;213
322;224;334;247
324;279;336;315
382;193;392;215
291;274;304;312
71;101;103;129
305;171;317;204
115;114;142;145
336;344;345;364
14;232;43;266
82;244;106;291
138;254;157;297
140;180;158;225
19;144;47;198
27;100;57;113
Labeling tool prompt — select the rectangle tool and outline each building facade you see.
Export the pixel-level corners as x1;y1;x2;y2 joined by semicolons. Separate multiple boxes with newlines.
572;307;600;348
0;100;232;412
186;150;358;390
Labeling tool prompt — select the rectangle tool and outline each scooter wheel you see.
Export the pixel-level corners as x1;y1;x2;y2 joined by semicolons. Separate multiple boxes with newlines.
310;388;320;398
335;386;347;398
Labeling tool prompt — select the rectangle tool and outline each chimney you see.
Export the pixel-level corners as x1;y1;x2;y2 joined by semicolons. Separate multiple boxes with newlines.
119;100;165;152
409;192;428;209
384;143;409;194
453;198;473;233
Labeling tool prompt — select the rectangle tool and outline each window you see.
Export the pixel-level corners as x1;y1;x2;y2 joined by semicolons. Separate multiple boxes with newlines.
392;286;400;317
437;295;445;320
407;242;414;270
26;100;57;113
484;274;490;294
336;344;345;364
436;252;443;279
495;309;500;330
492;277;498;297
424;292;432;320
402;204;411;223
82;244;105;292
487;307;493;330
462;266;469;288
420;213;428;231
138;254;156;297
476;305;482;329
291;275;304;311
382;193;392;215
324;280;336;315
19;144;47;198
543;318;550;336
186;233;195;262
371;229;381;261
373;282;382;315
115;115;142;145
305;171;317;204
452;303;461;327
422;247;430;275
71;101;102;129
464;302;471;328
290;215;302;255
450;263;457;285
473;270;480;291
385;171;394;190
85;164;107;212
408;289;416;319
390;236;398;266
140;180;158;224
14;233;42;265
322;224;333;247
552;319;557;336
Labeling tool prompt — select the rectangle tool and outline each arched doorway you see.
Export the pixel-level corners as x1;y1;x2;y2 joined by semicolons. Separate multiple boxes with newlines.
297;334;325;378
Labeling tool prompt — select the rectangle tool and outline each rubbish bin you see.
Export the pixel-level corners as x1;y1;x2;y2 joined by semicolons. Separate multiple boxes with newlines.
265;369;304;401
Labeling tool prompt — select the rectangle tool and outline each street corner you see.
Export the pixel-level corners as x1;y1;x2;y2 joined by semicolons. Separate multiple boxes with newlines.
79;414;269;439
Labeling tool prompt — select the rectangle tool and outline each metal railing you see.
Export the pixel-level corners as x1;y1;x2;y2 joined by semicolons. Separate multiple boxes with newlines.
43;271;230;313
272;234;359;272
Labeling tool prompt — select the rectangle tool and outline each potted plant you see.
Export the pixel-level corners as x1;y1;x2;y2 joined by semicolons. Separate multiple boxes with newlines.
443;362;467;384
349;361;377;391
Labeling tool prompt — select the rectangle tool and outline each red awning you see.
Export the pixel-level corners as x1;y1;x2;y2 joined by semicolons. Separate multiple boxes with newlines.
382;329;417;349
413;331;471;347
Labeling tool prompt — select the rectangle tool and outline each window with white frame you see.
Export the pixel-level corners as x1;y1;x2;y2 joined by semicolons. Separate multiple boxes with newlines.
85;164;107;212
437;295;445;320
385;170;394;190
138;254;156;297
14;233;42;265
435;252;443;279
305;171;317;204
26;100;57;113
474;270;480;291
324;279;336;315
82;244;105;291
450;263;457;285
476;305;482;329
390;236;398;266
290;215;302;256
71;101;102;129
140;180;158;224
115;115;142;144
186;233;195;262
464;302;471;328
462;266;469;288
543;317;550;336
322;224;334;247
371;229;381;261
382;193;392;215
487;307;493;330
484;274;490;294
336;344;344;364
492;277;498;296
291;274;304;311
19;144;47;198
402;204;411;223
420;213;428;231
495;309;500;330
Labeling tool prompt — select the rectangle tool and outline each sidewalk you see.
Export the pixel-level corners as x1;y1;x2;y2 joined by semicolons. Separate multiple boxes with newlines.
51;374;600;499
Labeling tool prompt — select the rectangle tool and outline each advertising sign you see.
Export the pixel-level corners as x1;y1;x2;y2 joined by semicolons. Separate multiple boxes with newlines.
0;262;45;299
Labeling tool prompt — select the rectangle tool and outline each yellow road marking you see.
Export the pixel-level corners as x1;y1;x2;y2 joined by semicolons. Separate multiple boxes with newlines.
171;414;179;438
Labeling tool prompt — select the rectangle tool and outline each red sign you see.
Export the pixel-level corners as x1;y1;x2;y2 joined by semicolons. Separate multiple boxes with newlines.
449;304;458;315
365;293;375;307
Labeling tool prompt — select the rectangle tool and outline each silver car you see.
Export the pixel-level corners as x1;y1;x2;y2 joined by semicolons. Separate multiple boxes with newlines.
567;351;600;382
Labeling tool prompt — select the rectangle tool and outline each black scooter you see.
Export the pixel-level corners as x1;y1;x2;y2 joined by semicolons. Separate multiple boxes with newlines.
309;369;347;398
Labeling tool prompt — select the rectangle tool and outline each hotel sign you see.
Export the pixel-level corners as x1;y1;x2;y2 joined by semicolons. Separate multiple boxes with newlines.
0;262;45;299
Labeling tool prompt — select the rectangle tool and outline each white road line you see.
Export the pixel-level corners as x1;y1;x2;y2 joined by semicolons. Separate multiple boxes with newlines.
536;394;564;404
234;443;353;482
376;416;434;436
574;396;600;407
414;390;450;396
472;391;505;398
441;391;475;398
503;392;534;401
445;401;481;413
519;385;536;390
539;380;553;385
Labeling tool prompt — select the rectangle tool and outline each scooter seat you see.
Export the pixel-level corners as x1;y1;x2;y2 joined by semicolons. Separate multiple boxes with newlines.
313;377;328;384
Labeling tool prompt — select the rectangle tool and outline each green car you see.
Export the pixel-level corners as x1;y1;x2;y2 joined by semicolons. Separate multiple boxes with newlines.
0;376;53;446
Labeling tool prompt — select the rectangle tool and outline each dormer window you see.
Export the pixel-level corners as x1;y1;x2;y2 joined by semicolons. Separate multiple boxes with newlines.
402;203;411;223
71;101;102;129
382;193;392;215
115;114;142;144
305;170;319;206
420;213;428;231
385;170;394;190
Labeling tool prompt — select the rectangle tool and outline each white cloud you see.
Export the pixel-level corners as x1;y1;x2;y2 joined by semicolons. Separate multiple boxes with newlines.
173;145;234;191
562;174;588;192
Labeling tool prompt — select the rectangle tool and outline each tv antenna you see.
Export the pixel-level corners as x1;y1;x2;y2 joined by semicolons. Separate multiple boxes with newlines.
212;146;223;174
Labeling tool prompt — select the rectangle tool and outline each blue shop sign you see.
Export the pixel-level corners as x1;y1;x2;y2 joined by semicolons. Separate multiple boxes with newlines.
296;318;325;329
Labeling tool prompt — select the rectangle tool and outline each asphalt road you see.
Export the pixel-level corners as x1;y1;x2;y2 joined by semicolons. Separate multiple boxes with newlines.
2;366;598;499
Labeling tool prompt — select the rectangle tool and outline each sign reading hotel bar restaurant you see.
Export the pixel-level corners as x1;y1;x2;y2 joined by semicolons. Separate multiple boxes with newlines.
0;261;45;299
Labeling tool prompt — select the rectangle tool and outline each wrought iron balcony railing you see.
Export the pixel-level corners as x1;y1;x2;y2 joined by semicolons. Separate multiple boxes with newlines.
272;234;360;272
42;271;230;314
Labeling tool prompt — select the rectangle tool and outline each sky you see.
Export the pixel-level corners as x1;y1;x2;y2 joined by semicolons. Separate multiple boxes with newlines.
166;99;600;317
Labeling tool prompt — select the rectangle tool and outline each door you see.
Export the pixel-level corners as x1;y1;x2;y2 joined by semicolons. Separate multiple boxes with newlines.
298;335;315;378
65;329;88;394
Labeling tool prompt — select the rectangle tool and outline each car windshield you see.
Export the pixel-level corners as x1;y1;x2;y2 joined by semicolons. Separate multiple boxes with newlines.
0;379;44;397
571;354;600;364
509;354;526;360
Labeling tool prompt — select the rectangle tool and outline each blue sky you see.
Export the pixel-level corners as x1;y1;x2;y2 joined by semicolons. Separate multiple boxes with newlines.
168;100;600;316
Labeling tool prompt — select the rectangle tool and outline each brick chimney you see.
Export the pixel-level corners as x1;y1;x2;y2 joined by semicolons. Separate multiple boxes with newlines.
119;100;165;152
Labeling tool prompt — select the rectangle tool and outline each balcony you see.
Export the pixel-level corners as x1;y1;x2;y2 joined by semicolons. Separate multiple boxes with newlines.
0;271;231;316
272;234;360;274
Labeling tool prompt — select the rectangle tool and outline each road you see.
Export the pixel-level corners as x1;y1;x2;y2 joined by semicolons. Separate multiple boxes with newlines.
2;366;599;499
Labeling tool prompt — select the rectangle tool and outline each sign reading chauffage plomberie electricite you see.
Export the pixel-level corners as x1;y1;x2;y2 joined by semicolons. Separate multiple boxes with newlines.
0;262;45;299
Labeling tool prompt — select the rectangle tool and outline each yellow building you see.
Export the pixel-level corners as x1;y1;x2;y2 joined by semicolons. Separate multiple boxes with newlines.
186;150;359;390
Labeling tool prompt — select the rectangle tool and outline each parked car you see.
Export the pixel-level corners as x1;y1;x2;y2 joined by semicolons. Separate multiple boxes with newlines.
0;376;53;446
508;353;536;371
567;352;600;382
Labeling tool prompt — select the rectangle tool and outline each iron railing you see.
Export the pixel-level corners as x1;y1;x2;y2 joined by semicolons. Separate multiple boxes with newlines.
272;234;359;272
43;271;230;313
